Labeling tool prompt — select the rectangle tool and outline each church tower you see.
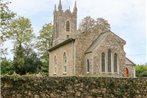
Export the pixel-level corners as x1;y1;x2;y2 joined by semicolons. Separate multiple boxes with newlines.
53;0;77;45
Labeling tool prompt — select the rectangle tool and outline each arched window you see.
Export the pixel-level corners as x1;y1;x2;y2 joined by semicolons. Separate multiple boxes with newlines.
101;52;105;72
108;49;111;72
63;52;67;73
54;56;57;64
87;59;90;73
66;21;70;32
114;53;117;72
54;56;57;74
63;52;67;63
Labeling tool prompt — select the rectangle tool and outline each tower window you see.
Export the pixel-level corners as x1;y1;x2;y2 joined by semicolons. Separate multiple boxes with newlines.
63;52;67;63
56;23;58;38
66;21;70;32
101;52;105;72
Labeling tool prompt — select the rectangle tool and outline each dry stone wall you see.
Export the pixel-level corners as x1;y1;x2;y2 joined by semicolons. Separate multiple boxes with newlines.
1;76;147;98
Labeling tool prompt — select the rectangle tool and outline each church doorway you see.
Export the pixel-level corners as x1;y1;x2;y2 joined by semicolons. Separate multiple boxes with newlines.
125;68;129;78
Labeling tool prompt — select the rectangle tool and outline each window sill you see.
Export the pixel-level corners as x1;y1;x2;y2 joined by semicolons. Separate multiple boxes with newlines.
63;72;67;75
100;72;119;75
87;72;90;74
101;72;118;73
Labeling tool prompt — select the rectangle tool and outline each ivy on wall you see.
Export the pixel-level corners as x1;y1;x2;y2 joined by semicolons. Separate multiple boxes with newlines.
1;75;147;98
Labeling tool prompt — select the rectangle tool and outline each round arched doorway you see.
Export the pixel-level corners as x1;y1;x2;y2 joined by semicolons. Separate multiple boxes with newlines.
125;68;129;78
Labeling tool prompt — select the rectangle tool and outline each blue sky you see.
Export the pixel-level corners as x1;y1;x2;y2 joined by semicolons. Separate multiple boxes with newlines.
7;0;146;64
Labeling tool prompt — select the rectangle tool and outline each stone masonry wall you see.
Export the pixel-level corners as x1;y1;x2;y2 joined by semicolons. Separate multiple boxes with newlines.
91;32;126;77
75;31;101;75
49;42;74;77
1;75;147;98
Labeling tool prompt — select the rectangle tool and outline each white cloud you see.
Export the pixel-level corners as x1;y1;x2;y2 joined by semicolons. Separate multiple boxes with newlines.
9;0;74;17
77;0;145;25
9;0;51;17
9;0;145;28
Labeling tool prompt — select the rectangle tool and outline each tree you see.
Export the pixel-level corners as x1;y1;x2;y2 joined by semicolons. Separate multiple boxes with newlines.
94;18;110;32
6;16;37;75
0;0;16;59
136;65;147;77
24;50;41;74
35;23;53;74
8;17;34;47
13;45;41;75
13;44;25;75
79;16;95;32
0;0;15;41
79;16;110;33
0;59;14;75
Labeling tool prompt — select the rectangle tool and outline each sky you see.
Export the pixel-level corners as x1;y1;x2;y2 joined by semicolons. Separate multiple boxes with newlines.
7;0;146;64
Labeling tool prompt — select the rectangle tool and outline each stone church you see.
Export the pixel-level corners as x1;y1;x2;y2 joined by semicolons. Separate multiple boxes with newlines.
49;0;136;78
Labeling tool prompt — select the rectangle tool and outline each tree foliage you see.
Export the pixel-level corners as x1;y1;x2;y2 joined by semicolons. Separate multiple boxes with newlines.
135;65;147;77
1;16;40;75
0;0;16;59
35;23;53;74
79;16;110;33
0;0;16;39
8;17;34;47
94;18;110;31
36;23;53;52
13;45;41;75
79;16;95;32
0;48;8;59
0;59;14;75
0;1;44;75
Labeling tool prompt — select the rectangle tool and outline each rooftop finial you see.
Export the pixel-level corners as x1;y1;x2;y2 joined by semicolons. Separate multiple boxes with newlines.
54;4;56;12
73;0;77;12
58;0;62;10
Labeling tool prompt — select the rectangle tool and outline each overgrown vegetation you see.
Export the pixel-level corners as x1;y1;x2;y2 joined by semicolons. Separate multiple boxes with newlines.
135;65;147;77
1;76;147;97
0;59;14;74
